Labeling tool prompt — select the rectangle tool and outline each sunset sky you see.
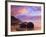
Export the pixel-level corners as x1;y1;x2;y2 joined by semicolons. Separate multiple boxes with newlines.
11;5;41;22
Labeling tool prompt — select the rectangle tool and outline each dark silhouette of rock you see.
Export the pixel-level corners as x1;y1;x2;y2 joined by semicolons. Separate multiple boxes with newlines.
16;22;34;31
11;16;21;26
16;23;26;31
20;23;26;28
27;22;34;30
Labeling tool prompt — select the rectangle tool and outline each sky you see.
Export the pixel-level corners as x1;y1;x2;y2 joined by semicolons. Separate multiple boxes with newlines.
11;5;41;22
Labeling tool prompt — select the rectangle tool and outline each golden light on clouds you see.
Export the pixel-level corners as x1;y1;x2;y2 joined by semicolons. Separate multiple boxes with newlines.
18;8;27;14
